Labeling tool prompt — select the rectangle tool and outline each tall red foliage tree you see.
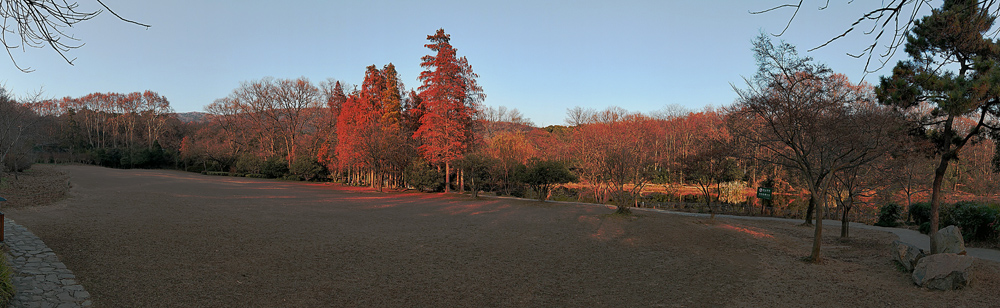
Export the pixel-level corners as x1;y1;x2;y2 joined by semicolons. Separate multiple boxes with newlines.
414;28;484;193
336;64;410;189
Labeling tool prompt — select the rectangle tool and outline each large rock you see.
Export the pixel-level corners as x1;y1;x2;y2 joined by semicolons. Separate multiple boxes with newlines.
932;225;966;255
911;253;974;290
891;240;926;272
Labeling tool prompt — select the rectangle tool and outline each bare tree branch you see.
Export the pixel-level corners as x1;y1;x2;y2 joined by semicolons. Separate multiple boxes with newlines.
751;0;1000;77
0;0;148;72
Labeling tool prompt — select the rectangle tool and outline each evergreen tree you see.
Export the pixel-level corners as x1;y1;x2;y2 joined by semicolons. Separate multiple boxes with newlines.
877;0;1000;253
415;28;485;193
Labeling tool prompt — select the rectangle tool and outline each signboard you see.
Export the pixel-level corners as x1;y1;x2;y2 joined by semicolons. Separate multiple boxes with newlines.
756;187;773;200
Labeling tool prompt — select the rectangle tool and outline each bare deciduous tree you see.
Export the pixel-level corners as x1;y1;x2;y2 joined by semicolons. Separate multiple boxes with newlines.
731;34;903;262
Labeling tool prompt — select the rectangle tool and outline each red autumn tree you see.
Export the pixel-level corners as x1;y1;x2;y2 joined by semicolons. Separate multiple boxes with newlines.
316;80;347;173
414;28;484;193
336;64;411;189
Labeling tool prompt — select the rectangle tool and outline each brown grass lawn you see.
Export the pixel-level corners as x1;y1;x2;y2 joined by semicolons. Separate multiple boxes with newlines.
2;165;998;307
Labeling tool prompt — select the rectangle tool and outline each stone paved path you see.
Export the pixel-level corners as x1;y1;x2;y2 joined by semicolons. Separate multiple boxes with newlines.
4;218;91;308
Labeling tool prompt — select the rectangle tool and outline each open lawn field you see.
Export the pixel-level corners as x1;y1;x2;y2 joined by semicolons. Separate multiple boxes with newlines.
3;165;999;307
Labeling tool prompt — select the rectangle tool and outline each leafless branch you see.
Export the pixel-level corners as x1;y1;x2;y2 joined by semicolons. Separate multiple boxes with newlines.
0;0;148;72
751;1;1000;77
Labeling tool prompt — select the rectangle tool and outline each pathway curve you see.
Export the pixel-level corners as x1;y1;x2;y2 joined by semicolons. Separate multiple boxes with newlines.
4;218;91;308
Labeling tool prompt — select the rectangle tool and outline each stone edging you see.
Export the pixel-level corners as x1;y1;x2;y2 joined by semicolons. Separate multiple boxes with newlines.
4;218;91;307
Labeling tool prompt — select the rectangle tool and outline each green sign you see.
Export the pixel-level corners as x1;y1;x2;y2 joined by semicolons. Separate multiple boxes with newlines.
756;187;773;200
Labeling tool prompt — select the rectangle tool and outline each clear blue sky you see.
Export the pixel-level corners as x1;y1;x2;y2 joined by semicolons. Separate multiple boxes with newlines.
1;0;937;127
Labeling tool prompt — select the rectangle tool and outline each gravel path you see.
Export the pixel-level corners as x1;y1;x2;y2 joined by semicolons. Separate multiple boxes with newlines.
4;165;1000;307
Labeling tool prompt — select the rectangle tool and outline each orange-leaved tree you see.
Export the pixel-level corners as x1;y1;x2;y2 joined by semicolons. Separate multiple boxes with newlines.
414;28;484;193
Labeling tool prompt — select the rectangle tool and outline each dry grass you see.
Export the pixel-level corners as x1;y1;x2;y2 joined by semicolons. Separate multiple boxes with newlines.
3;165;999;307
0;164;71;209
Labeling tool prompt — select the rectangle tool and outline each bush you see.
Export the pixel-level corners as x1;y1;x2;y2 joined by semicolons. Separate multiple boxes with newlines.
875;203;902;227
405;159;443;192
919;222;931;234
520;159;577;201
245;174;269;179
290;157;327;181
130;141;173;169
234;155;264;174
948;201;1000;243
280;175;302;181
205;171;229;176
260;157;289;178
909;202;932;224
646;192;671;203
681;194;704;204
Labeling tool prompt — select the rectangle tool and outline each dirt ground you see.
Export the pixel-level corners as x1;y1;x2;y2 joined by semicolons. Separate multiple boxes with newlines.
2;165;999;307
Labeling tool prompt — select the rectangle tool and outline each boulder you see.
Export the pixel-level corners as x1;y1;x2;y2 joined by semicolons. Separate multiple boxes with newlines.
911;253;974;290
931;225;966;255
891;240;926;272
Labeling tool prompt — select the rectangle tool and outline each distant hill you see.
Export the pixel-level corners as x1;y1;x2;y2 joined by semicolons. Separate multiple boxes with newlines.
173;111;210;123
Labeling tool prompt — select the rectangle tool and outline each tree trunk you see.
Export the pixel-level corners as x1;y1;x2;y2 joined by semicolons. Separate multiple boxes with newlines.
708;198;715;220
929;155;950;254
840;204;851;238
804;197;815;225
444;161;451;193
471;176;478;199
810;193;824;262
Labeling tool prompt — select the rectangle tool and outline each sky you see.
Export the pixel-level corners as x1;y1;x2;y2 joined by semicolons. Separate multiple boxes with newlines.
0;0;940;127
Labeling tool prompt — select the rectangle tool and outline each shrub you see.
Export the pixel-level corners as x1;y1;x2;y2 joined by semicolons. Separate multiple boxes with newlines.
405;159;443;192
646;192;671;203
919;222;931;234
245;174;269;179
260;157;289;178
290;157;327;181
948;201;1000;243
682;194;705;204
909;202;932;224
280;175;302;181
875;203;902;227
129;141;173;169
519;159;577;201
234;154;263;174
205;171;229;176
548;187;578;202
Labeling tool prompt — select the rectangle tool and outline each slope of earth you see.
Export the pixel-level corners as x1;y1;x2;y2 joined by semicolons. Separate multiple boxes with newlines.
5;165;999;307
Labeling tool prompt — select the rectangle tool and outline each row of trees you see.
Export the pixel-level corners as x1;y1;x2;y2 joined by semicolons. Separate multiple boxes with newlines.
1;89;176;171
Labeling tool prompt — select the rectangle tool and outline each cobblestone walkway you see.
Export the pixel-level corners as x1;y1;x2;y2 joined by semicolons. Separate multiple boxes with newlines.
5;218;91;308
